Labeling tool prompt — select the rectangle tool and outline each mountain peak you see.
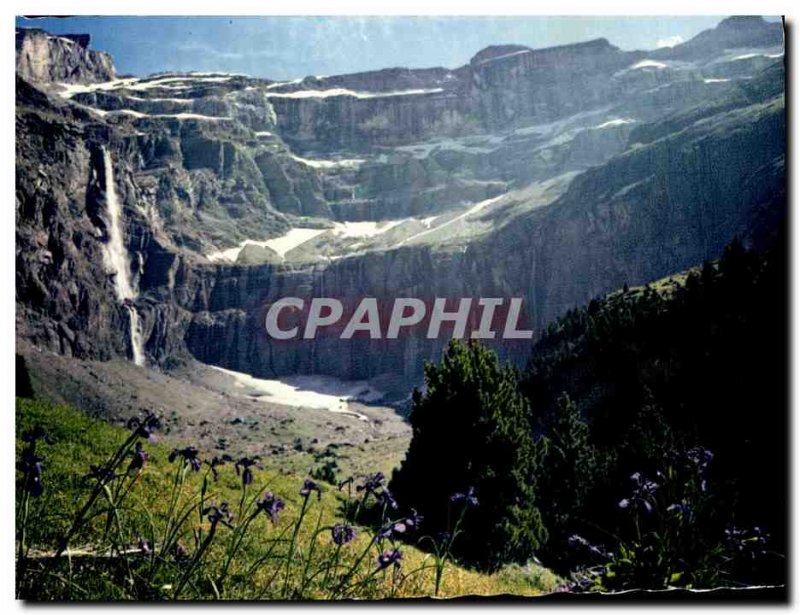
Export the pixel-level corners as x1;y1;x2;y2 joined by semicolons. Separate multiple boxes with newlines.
717;15;771;30
470;38;617;66
654;16;783;60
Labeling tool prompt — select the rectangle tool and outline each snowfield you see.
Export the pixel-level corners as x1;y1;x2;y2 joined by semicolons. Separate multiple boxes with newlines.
206;228;328;263
209;365;382;420
265;87;444;99
289;154;365;169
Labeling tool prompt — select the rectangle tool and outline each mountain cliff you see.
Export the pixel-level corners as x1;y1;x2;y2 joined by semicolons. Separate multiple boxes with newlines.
16;28;116;83
15;17;786;394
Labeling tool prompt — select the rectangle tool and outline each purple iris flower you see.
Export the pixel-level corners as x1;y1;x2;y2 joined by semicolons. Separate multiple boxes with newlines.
204;502;234;530
331;523;357;545
234;456;262;486
204;456;228;481
255;491;285;524
17;449;45;497
127;442;149;473
126;411;160;440
357;472;385;495
667;500;693;517
136;536;152;555
390;509;424;535
169;446;202;472
687;447;714;470
567;534;611;560
377;548;403;570
376;488;398;510
618;472;658;514
450;486;479;508
300;478;322;500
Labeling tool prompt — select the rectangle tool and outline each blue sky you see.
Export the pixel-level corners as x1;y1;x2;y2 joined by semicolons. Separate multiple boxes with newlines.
15;16;780;80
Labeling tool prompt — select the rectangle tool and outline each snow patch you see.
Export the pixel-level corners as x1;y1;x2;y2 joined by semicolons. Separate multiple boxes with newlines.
206;228;327;263
331;220;407;239
149;112;230;121
289;154;365;169
209;366;381;419
396;194;506;247
594;118;636;130
476;49;532;65
629;59;669;70
56;74;235;98
656;35;684;49
266;87;443;99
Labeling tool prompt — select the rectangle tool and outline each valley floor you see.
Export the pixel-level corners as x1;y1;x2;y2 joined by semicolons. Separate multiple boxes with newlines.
17;339;411;479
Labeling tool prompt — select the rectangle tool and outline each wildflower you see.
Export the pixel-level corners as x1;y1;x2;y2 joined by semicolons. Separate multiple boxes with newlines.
234;456;262;486
390;509;424;535
126;411;160;440
17;449;45;497
725;526;769;559
405;508;423;529
376;488;398;510
204;502;234;530
667;500;693;517
619;472;658;514
568;534;590;549
204;456;228;481
686;447;714;491
373;524;394;544
300;478;322;500
377;548;403;570
567;534;611;560
450;486;479;508
135;536;152;555
687;447;714;471
255;491;285;524
357;472;385;495
331;523;356;545
169;446;202;471
127;442;149;473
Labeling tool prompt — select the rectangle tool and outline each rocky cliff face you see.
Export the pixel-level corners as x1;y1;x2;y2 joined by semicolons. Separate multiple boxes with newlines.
15;17;786;393
16;28;116;83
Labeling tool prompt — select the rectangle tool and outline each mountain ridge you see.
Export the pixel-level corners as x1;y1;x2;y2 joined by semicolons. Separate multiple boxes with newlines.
15;16;785;394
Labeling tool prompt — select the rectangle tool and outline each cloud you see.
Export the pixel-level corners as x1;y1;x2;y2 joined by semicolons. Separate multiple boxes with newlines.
656;35;684;49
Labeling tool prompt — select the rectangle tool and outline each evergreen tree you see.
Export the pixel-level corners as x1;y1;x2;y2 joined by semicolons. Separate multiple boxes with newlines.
535;393;607;570
390;340;547;571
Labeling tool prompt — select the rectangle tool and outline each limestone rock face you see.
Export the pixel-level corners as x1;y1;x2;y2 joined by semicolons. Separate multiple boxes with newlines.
15;17;786;390
16;28;116;83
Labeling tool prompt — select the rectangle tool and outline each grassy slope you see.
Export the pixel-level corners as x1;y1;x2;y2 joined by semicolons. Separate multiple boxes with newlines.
16;398;558;600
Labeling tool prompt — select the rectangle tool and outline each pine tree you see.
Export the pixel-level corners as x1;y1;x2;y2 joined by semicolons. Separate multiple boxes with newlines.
390;340;547;571
535;392;605;569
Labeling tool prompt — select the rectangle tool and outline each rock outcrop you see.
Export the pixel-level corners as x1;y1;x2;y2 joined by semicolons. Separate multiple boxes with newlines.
16;28;116;83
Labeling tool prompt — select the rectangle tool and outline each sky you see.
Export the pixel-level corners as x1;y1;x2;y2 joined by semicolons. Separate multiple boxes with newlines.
15;16;781;80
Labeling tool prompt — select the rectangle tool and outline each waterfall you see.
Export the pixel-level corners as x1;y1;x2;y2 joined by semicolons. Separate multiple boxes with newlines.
101;148;145;366
128;306;145;367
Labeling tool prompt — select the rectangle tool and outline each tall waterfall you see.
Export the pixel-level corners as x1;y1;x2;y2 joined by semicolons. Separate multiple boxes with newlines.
101;148;145;366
